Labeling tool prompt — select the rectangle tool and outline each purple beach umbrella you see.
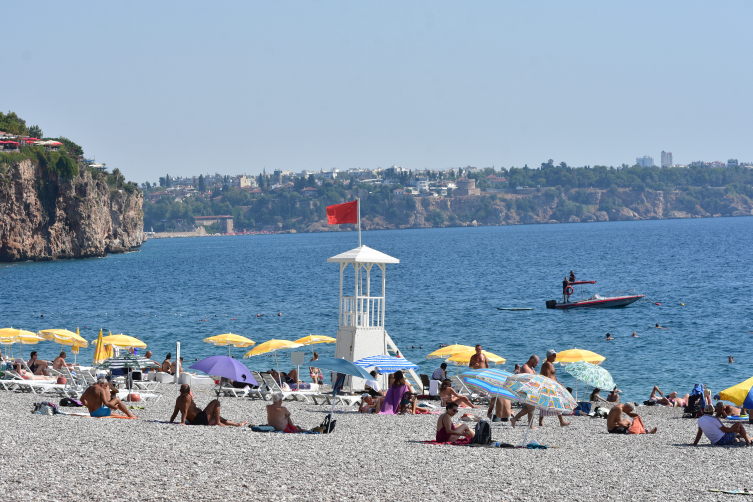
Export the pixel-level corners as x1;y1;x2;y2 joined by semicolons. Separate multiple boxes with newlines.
189;355;258;386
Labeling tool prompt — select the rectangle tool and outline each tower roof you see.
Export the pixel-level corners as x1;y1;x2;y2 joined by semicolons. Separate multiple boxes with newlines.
327;245;399;264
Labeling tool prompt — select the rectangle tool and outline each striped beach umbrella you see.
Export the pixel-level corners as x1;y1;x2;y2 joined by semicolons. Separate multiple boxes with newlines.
461;368;519;401
98;354;160;371
354;355;418;374
503;373;578;446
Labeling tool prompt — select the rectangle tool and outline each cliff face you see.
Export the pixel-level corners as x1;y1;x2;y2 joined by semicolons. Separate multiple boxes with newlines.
0;158;144;262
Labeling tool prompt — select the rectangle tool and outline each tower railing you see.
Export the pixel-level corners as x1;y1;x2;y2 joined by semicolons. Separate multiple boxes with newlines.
340;296;383;328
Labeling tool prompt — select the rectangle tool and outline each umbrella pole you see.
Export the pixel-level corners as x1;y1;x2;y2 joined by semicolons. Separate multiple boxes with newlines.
521;411;535;447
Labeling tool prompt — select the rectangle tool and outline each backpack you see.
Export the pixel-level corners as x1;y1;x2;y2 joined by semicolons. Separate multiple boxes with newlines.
313;414;337;434
32;402;59;415
684;394;703;417
59;397;83;407
470;419;492;445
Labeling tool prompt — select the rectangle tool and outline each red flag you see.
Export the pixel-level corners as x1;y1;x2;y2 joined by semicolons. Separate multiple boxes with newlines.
326;200;358;225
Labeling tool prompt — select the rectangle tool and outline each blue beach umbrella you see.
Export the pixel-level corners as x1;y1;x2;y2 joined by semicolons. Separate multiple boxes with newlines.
461;368;519;402
354;354;419;374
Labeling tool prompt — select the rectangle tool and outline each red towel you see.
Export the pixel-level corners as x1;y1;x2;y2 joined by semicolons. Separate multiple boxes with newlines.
628;415;646;434
423;437;472;446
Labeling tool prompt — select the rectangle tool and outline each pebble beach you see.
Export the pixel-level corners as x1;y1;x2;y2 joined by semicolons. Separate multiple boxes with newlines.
1;385;751;502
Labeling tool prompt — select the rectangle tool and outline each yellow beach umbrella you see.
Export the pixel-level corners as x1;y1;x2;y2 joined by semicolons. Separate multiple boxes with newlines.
426;344;474;359
293;334;336;358
203;333;255;356
445;349;507;366
0;328;42;359
719;376;753;407
96;333;148;349
93;329;108;365
38;329;89;349
244;339;303;375
555;348;605;365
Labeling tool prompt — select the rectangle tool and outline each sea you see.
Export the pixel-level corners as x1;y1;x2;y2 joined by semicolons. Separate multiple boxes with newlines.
2;217;751;403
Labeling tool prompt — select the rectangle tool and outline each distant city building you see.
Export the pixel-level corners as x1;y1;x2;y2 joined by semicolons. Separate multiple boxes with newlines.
194;215;233;233
728;159;739;167
412;176;430;192
453;178;480;196
661;151;673;168
636;155;655;167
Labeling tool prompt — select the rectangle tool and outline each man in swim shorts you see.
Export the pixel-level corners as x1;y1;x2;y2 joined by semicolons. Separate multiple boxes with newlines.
80;377;135;418
170;384;247;426
607;403;657;434
267;392;300;432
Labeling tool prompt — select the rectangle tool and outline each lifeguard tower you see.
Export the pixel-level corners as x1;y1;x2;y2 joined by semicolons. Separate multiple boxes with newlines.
327;245;420;391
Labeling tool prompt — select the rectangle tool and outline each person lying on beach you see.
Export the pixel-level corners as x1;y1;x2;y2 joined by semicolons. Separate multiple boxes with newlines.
647;386;687;406
52;352;74;371
170;384;246;427
436;402;475;442
81;377;135;418
27;351;49;375
607;403;657;434
438;379;477;409
590;388;607;402
12;368;56;381
607;387;621;403
267;392;300;432
692;405;750;446
715;402;742;418
487;395;511;422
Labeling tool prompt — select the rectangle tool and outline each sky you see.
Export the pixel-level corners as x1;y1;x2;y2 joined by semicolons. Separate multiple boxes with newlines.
4;1;753;183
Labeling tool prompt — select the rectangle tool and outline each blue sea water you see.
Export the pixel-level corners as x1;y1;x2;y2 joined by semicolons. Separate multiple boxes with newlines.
2;217;752;402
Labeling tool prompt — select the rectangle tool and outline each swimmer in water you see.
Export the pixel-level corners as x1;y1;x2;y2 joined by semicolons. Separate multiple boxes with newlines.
632;331;638;338
729;356;734;363
606;333;615;340
655;323;668;329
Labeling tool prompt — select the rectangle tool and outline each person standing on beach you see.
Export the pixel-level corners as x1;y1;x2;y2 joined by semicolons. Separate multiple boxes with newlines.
468;344;489;369
510;355;539;428
538;349;570;427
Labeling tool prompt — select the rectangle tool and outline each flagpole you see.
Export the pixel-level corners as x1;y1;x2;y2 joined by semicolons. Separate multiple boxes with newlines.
357;197;361;247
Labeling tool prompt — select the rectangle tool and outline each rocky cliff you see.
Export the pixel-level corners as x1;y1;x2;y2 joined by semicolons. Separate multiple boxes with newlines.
0;158;144;261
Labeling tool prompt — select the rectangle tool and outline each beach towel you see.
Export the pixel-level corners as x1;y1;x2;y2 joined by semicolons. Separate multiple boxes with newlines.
414;408;442;415
423;436;472;446
628;415;647;434
379;384;409;415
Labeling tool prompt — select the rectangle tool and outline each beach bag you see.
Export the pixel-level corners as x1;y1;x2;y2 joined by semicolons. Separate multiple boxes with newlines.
684;394;703;416
593;407;608;419
470;419;491;445
33;402;58;415
59;397;83;407
315;414;336;434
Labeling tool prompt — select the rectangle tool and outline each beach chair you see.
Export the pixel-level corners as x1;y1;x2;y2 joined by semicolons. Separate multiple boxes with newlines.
214;380;251;398
3;371;64;395
450;375;480;400
420;374;431;394
57;366;86;398
260;374;310;403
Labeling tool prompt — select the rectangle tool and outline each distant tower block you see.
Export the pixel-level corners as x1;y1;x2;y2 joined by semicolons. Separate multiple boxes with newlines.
328;245;408;390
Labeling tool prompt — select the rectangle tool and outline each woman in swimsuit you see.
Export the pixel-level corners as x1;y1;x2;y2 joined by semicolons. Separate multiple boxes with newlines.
438;379;477;409
436;402;475;442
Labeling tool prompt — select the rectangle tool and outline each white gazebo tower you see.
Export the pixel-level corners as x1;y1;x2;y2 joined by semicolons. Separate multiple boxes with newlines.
328;245;419;390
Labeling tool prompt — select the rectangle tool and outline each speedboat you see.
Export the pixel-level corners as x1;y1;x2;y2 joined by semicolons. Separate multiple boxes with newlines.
545;280;644;310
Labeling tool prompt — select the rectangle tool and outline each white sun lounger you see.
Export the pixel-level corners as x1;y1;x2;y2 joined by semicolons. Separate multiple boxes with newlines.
260;374;310;403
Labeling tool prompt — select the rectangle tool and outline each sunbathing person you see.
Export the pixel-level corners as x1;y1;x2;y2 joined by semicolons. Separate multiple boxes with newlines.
438;379;477;409
436;402;475;442
170;384;246;426
359;394;379;413
379;370;417;414
487;394;511;422
162;353;173;374
81;377;135;418
647;386;687;406
52;352;73;371
590;388;607;402
267;392;299;432
715;402;742;418
607;403;657;434
607;387;621;403
27;351;49;375
13;368;56;381
693;405;750;446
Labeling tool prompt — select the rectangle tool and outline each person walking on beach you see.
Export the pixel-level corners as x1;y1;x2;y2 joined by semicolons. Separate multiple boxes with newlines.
510;355;539;429
538;349;570;427
469;344;489;369
81;377;135;418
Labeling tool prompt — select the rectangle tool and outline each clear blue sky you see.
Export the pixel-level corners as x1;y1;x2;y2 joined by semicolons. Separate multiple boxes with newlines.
5;1;752;183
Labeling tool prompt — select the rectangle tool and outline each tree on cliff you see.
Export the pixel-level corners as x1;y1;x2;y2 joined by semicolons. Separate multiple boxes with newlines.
198;174;206;193
0;111;27;136
27;125;42;138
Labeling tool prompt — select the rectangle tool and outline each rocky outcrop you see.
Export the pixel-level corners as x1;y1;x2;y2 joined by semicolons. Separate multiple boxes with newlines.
0;158;144;262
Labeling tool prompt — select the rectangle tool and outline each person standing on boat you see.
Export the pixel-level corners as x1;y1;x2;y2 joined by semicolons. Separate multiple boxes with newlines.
563;277;571;302
569;270;576;283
